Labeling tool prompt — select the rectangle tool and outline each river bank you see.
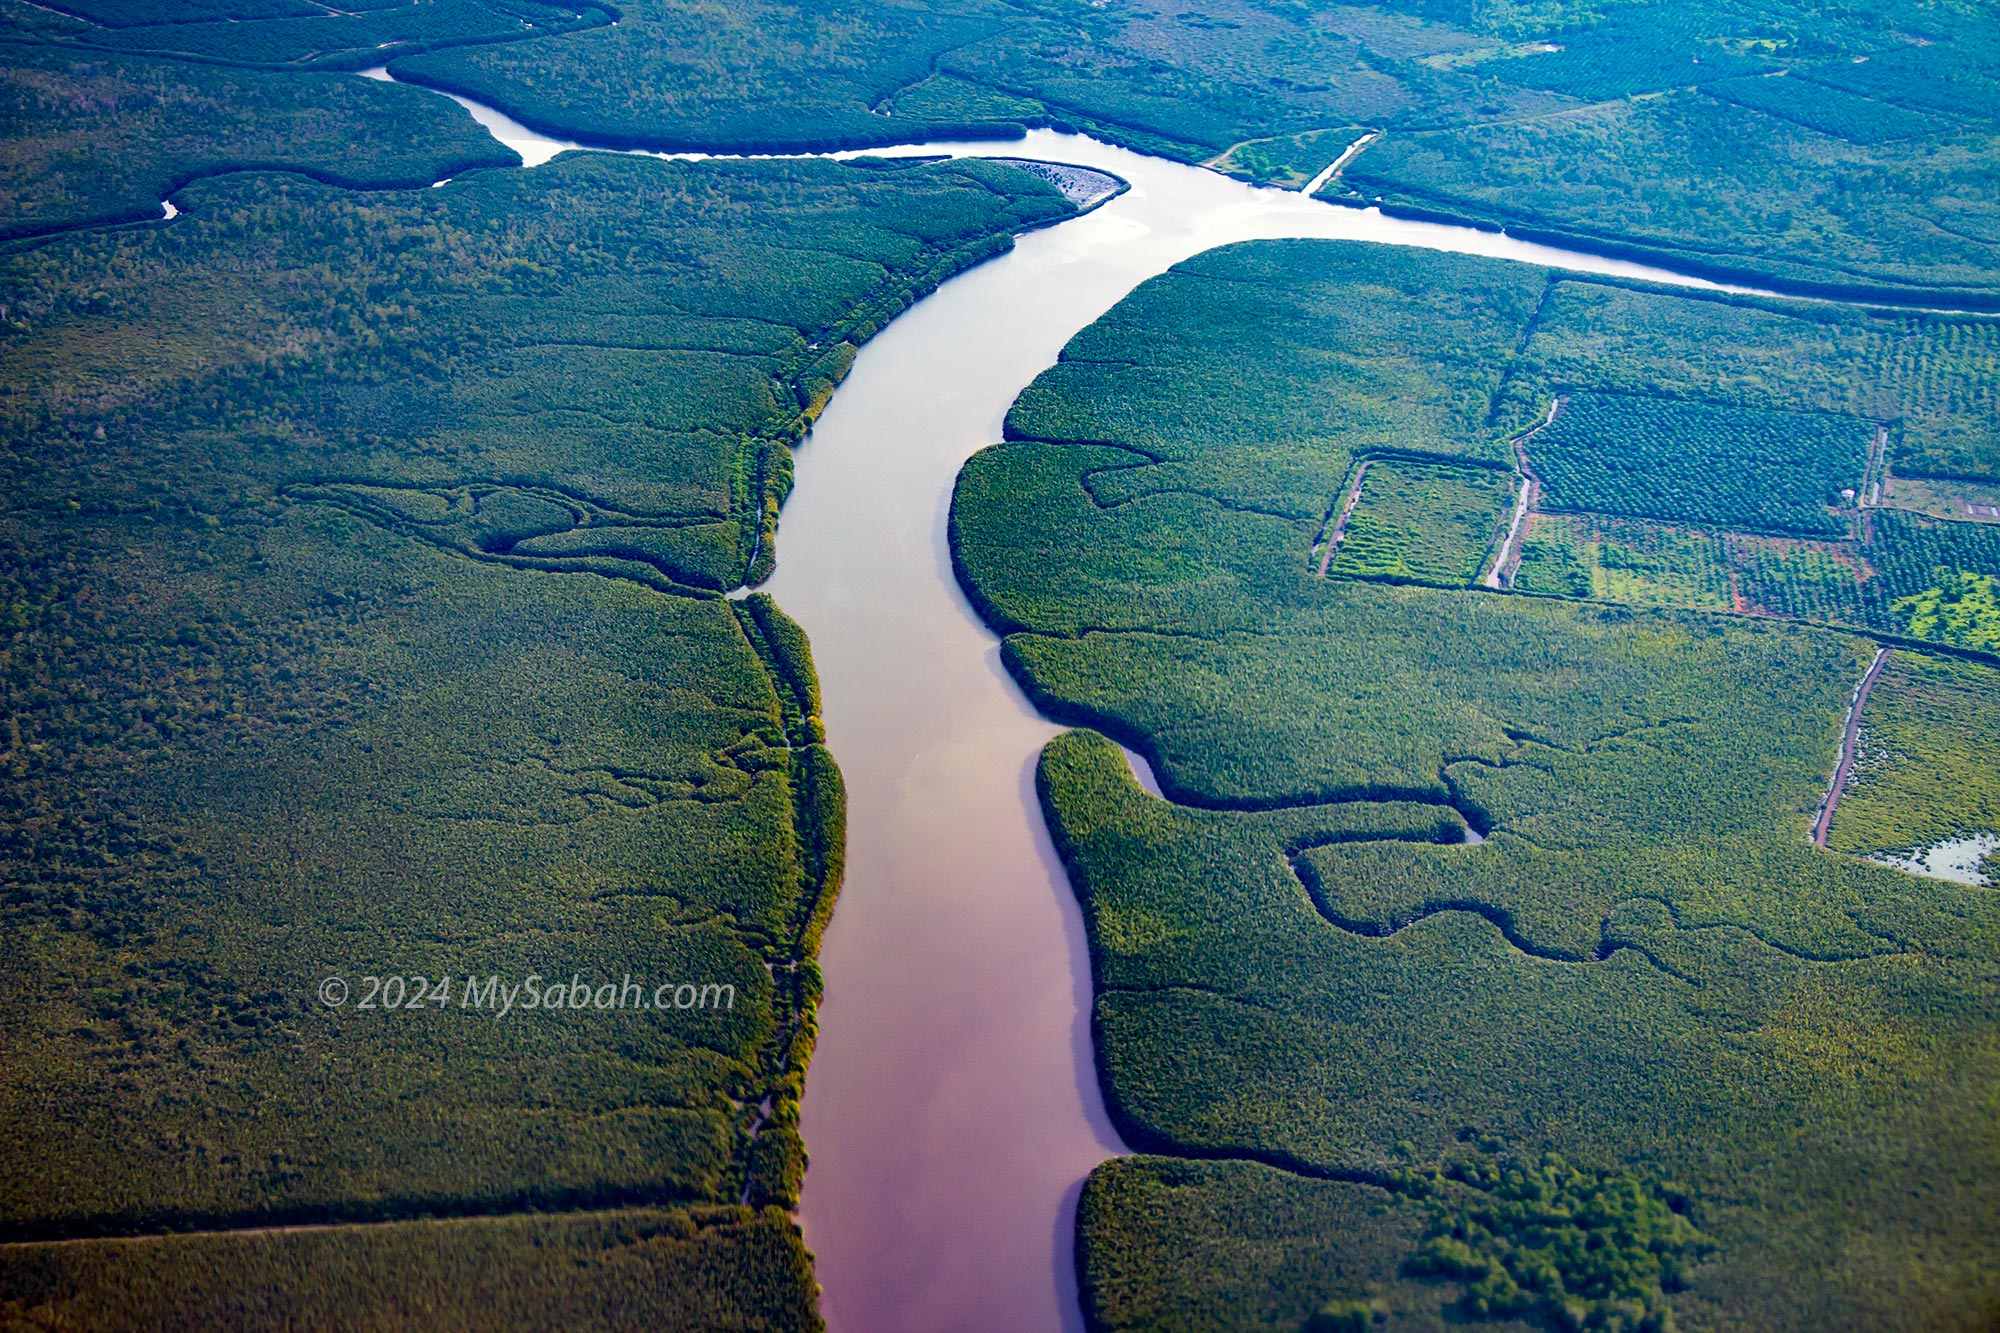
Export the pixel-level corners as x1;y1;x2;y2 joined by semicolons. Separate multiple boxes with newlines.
348;72;1941;1331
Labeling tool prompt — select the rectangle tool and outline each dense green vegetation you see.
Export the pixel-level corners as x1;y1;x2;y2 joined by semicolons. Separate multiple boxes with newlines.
1078;1157;1447;1332
1036;728;2000;1330
1702;73;1946;147
1510;525;1597;600
960;241;2000;657
1399;1148;1709;1332
5;0;1998;299
0;1206;819;1331
1343;89;2000;301
0;136;1074;1321
1323;459;1514;587
0;41;515;238
1470;277;2000;654
1800;33;2000;121
1529;392;1871;538
952;242;1537;647
1337;5;2000;302
11;0;607;70
374;0;2000;298
1828;651;2000;862
5;0;1998;297
1080;1148;1716;1333
3;1;1998;1324
952;238;2000;1330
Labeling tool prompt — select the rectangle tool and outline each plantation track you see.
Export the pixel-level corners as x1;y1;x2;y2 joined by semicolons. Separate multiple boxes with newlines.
15;59;1992;1330
1484;395;1561;588
1300;130;1379;196
1815;647;1892;845
1313;459;1370;575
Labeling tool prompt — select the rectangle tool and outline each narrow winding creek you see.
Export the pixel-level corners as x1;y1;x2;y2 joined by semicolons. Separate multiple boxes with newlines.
345;74;1832;1330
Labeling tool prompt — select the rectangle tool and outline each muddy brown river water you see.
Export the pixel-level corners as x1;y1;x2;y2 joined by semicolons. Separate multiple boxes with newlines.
351;77;1794;1330
753;132;1773;1333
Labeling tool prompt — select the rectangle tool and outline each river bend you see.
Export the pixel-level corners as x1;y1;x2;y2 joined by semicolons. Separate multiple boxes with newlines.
344;73;1827;1331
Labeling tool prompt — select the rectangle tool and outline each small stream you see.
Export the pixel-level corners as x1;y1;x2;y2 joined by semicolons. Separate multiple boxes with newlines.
346;70;1826;1331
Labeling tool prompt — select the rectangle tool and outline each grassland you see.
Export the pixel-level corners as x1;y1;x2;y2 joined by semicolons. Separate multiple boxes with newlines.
951;238;2000;1330
0;141;1075;1320
8;0;607;70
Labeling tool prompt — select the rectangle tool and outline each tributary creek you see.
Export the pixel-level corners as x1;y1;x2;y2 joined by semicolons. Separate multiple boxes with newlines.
352;74;1806;1332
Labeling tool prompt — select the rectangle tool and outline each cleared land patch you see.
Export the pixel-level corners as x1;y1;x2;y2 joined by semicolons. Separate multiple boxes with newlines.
1828;650;2000;875
1321;459;1514;587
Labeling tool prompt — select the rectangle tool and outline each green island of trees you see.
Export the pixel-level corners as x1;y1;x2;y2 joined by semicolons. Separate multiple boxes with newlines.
0;114;1081;1325
952;238;2000;1330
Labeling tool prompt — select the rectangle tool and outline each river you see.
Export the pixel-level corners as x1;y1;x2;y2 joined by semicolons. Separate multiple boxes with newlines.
351;73;1797;1331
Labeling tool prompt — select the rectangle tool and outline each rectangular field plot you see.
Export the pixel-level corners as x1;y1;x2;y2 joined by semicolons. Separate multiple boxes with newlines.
1483;28;1771;100
1729;534;1873;624
1882;474;2000;523
1829;651;2000;874
1505;506;2000;658
1703;74;1947;145
1531;392;1874;537
1324;459;1515;587
1509;513;1733;609
1509;511;1880;626
1801;41;2000;124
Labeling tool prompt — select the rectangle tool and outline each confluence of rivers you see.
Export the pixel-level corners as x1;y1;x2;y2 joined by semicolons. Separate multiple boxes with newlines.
349;74;1797;1331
